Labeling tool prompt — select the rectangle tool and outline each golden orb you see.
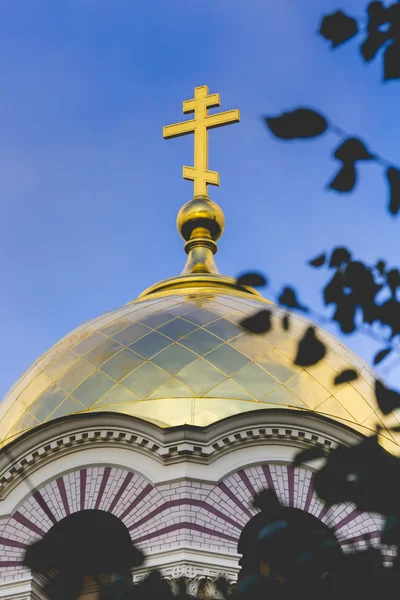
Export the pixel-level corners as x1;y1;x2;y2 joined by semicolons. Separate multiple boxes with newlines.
177;195;225;242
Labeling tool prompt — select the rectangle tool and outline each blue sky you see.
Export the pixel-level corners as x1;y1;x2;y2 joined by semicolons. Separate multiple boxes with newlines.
0;0;399;400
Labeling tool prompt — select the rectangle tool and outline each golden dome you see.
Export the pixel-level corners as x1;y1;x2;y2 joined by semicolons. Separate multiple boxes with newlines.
1;85;397;453
0;283;399;453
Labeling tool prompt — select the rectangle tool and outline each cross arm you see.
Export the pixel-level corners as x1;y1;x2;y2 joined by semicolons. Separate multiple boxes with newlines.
163;119;195;139
205;109;240;130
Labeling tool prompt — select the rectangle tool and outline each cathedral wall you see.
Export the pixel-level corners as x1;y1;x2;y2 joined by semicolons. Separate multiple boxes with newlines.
0;411;391;592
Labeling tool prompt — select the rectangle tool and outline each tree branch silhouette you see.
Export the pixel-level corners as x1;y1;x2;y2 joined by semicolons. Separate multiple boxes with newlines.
319;3;400;82
264;109;400;215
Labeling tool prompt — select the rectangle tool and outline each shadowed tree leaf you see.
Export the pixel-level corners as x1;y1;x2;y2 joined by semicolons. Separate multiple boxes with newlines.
328;163;357;192
333;294;357;333
319;11;359;47
329;247;352;268
375;379;400;415
373;347;392;365
293;446;326;467
294;327;326;367
278;287;308;312
384;41;400;81
237;272;267;287
333;138;375;162
342;261;382;325
376;259;386;275
367;0;387;26
387;3;400;37
379;297;400;336
334;369;358;384
265;108;328;140
240;310;272;334
308;253;326;267
360;31;389;61
361;1;389;61
386;268;400;293
386;167;400;215
324;272;345;306
282;314;290;330
314;434;400;514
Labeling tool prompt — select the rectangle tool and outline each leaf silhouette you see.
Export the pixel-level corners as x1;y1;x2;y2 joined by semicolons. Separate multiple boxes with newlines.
333;294;357;333
308;253;326;267
319;11;359;48
334;369;358;384
240;310;272;334
292;446;326;467
366;0;387;28
328;163;357;192
360;31;389;62
323;272;345;307
333;138;375;162
375;259;386;275
329;247;352;268
375;379;400;415
294;327;327;367
379;297;400;336
265;108;328;140
282;314;290;330
386;167;400;215
387;3;400;37
278;287;308;312
237;272;267;287
386;269;400;293
384;41;400;81
373;347;392;365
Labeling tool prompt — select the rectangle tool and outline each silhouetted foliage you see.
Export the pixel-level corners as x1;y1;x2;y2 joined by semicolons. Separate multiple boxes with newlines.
292;445;326;467
308;253;326;267
373;347;392;364
334;369;358;384
294;327;326;367
318;2;400;82
386;167;400;214
278;287;308;312
237;272;267;288
240;309;272;334
264;110;400;213
281;314;290;330
375;379;400;413
319;11;359;48
265;109;328;140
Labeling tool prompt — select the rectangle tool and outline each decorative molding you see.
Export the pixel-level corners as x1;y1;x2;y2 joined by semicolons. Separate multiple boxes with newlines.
0;410;363;499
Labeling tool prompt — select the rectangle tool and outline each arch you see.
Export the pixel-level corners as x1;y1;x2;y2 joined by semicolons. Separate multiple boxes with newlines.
237;504;342;578
0;463;386;583
25;509;143;576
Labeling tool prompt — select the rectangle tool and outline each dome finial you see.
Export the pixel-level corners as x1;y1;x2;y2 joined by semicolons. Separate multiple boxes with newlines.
163;85;240;274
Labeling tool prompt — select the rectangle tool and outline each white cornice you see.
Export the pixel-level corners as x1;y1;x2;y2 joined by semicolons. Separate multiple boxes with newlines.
0;409;363;505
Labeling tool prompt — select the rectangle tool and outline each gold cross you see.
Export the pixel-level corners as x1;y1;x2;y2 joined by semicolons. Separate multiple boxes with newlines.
163;85;240;196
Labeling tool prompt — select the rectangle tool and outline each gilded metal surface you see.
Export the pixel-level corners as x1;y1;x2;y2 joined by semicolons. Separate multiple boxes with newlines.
1;290;398;454
0;83;397;458
163;85;240;197
137;274;266;300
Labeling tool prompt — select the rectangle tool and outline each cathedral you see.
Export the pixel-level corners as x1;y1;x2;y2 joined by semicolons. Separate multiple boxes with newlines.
0;85;397;600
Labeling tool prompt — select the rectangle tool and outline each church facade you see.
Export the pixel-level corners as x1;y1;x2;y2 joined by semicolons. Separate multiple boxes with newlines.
0;86;395;600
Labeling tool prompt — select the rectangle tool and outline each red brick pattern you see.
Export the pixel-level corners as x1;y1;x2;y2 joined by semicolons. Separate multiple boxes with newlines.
0;464;387;581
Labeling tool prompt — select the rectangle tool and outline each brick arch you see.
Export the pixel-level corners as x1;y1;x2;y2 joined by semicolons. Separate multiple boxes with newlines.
0;464;387;580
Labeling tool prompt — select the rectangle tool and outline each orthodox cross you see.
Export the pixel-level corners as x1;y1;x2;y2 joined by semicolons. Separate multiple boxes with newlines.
163;85;240;196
